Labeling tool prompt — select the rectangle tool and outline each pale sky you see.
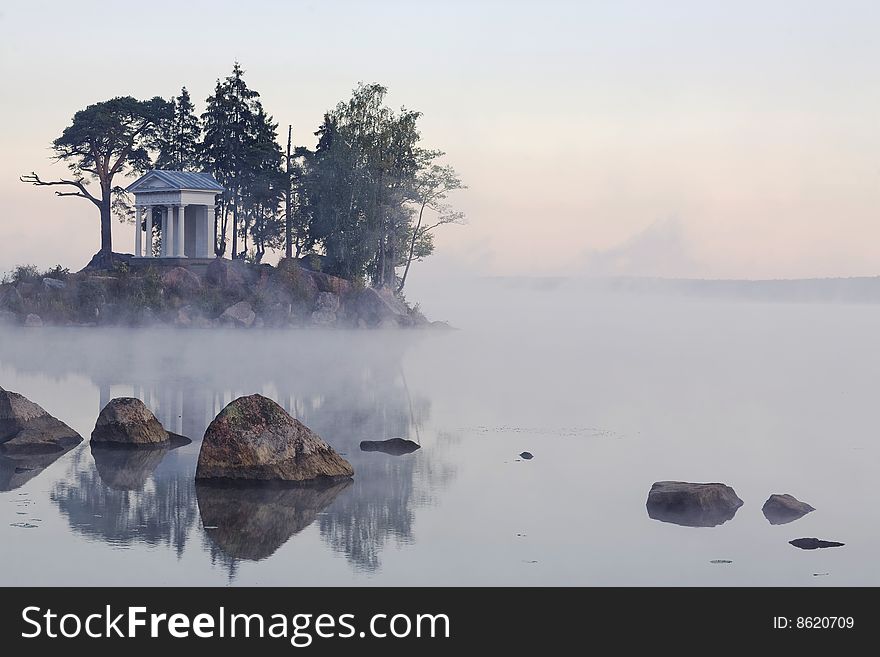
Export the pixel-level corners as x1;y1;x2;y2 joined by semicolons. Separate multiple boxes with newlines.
2;0;880;279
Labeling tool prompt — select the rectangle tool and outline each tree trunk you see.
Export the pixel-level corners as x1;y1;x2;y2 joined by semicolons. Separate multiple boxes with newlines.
231;196;239;259
285;125;293;259
397;200;427;295
242;208;249;256
377;236;386;287
213;206;221;257
100;184;113;260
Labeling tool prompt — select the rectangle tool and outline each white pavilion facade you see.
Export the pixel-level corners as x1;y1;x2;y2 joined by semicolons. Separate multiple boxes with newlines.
126;170;224;260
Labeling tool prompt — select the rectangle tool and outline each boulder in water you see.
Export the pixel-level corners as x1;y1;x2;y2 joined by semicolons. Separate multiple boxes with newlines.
195;394;353;483
359;438;420;455
762;494;815;525
790;538;844;550
0;389;82;453
91;397;179;447
646;481;744;527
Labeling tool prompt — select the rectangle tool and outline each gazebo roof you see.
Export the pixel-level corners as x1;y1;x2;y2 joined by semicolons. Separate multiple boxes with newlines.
126;170;224;193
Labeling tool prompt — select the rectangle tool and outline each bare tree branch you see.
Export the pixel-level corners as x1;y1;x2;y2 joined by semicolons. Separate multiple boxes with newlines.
19;172;101;207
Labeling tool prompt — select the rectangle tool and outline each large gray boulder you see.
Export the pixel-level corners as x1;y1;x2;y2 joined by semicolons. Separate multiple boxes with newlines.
0;389;82;453
42;277;66;290
762;494;815;525
219;301;256;328
354;288;409;327
196;394;353;483
206;258;255;291
162;267;202;295
311;292;340;326
91;397;170;446
646;481;744;527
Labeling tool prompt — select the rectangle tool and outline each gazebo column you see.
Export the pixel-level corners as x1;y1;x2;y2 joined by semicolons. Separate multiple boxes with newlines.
203;205;214;257
144;206;153;257
134;206;142;257
176;204;187;257
161;207;171;257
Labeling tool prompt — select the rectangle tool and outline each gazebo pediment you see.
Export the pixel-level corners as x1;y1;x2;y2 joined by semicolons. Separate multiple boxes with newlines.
126;170;224;194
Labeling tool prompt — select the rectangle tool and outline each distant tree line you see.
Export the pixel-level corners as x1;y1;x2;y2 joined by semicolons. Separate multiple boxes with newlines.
21;63;465;292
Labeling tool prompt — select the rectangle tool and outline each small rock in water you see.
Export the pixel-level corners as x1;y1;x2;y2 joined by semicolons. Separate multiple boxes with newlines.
790;538;844;550
359;438;420;455
10;522;38;528
519;452;534;460
762;494;815;525
710;560;733;564
813;573;830;577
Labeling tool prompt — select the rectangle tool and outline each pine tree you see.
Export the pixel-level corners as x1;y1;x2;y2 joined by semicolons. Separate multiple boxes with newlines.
201;63;266;259
241;102;284;262
155;87;201;170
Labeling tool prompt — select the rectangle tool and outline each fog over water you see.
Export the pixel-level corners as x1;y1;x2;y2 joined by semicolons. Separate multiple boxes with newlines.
2;278;879;585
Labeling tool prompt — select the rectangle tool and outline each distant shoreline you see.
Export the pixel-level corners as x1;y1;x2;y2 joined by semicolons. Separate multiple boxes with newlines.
481;274;880;304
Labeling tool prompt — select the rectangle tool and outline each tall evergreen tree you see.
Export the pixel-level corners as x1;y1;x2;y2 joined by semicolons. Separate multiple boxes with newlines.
240;102;284;262
201;62;260;258
155;87;201;170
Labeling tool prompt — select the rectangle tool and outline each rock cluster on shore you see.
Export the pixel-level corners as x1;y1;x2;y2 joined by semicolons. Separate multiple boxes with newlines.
0;255;451;330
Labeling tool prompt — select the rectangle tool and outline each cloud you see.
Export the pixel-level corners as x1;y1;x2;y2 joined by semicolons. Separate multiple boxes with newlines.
577;216;703;278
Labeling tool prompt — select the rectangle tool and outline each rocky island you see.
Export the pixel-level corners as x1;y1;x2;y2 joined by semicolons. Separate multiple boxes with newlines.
0;256;443;330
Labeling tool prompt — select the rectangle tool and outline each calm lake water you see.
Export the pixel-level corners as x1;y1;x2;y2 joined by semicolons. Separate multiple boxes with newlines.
2;279;879;585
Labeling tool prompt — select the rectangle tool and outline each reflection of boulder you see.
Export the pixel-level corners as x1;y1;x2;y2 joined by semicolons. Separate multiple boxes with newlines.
0;389;82;453
91;445;168;490
91;435;191;491
196;480;352;561
0;443;78;491
52;449;198;555
359;438;420;455
762;494;815;525
646;481;744;527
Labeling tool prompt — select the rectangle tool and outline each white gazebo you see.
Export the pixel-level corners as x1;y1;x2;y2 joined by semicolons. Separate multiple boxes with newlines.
126;170;224;260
